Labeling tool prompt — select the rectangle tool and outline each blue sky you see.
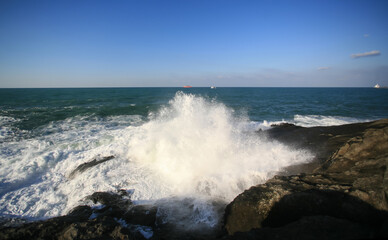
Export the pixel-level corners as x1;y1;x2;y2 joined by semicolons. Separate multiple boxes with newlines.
0;0;387;87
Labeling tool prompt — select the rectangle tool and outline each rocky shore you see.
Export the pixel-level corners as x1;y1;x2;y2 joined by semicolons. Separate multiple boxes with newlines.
1;119;388;239
224;118;388;239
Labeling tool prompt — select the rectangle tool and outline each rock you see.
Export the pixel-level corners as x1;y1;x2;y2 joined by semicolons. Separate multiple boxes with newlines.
224;216;375;240
68;155;115;179
224;119;388;238
0;215;78;239
58;216;144;240
67;205;93;220
0;216;28;228
123;205;157;227
86;191;132;208
0;191;155;239
265;120;379;174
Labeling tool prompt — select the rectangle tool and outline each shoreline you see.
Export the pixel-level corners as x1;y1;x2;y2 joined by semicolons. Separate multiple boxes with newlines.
1;119;388;239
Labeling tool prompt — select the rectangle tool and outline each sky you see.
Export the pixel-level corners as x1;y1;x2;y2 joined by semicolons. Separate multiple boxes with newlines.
0;0;387;88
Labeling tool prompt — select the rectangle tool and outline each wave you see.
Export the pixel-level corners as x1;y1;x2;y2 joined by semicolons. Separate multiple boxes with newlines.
0;92;313;228
292;115;369;127
0;116;27;141
255;115;371;130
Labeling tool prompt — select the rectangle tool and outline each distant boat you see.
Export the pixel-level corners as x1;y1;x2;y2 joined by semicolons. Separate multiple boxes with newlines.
210;86;216;89
374;84;388;89
183;86;192;88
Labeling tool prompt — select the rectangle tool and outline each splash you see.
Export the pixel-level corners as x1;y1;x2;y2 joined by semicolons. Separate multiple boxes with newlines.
126;93;312;201
0;92;313;228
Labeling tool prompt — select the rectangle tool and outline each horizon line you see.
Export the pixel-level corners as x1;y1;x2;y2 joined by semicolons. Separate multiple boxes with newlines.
0;86;379;89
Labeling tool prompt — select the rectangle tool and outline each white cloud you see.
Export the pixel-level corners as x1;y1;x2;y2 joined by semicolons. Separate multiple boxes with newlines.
317;67;330;71
351;50;381;59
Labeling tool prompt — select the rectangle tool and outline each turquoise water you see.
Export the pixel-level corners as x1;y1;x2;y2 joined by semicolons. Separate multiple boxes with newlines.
0;87;387;226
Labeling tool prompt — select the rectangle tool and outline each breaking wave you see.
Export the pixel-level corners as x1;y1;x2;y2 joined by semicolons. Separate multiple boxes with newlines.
0;92;313;228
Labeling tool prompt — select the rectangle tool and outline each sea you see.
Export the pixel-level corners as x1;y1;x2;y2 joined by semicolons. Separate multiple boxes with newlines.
1;87;387;230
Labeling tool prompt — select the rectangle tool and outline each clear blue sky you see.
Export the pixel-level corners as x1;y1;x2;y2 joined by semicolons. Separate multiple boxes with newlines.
0;0;387;87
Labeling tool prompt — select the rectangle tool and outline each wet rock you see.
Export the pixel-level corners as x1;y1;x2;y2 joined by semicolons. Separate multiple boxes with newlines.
123;205;157;227
0;216;28;228
68;155;115;179
223;216;375;240
86;191;132;208
0;215;78;239
58;216;144;240
224;119;388;238
265;120;377;174
67;205;93;220
0;191;155;239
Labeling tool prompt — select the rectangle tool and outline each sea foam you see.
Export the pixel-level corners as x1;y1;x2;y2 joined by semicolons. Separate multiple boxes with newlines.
257;115;367;130
0;92;313;228
126;92;312;201
292;114;365;127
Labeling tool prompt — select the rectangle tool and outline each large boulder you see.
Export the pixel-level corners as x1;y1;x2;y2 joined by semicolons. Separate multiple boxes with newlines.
224;119;388;238
225;216;376;240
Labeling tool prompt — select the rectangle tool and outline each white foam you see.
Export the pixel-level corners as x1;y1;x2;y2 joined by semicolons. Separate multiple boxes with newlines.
0;116;24;140
0;92;313;228
0;116;19;125
256;119;288;130
0;126;12;139
292;115;366;127
253;115;368;130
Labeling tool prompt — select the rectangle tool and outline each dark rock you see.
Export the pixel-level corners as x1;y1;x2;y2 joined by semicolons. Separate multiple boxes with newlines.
0;191;155;239
58;216;144;240
224;216;375;240
0;216;28;228
123;205;157;227
67;205;93;220
86;191;132;208
84;191;136;221
224;119;388;238
0;216;76;239
68;155;115;179
379;219;388;238
262;189;387;227
265;120;380;174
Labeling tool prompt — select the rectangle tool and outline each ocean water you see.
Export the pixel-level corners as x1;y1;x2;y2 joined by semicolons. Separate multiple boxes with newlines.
0;87;387;228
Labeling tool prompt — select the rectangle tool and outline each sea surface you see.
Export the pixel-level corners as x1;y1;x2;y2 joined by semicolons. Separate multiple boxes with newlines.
1;87;388;230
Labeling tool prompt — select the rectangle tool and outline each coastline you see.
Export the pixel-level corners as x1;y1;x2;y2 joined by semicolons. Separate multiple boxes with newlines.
1;119;388;239
225;118;388;239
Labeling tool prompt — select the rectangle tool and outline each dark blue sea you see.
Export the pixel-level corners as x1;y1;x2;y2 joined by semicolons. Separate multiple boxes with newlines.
1;87;388;229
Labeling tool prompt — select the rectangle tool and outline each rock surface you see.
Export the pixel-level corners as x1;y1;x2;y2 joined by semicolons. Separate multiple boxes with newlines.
68;155;115;179
0;190;155;240
224;119;388;239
